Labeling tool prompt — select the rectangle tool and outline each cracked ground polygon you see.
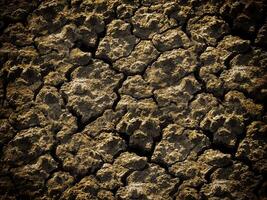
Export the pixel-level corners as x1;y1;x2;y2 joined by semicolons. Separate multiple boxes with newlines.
0;0;267;199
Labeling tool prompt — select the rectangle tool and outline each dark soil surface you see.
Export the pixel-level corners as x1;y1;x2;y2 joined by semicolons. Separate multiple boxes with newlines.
0;0;267;199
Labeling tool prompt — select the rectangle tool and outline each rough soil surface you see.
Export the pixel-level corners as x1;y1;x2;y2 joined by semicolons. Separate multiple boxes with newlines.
0;0;267;199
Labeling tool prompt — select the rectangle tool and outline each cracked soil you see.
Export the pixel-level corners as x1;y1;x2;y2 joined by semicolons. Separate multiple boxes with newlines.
0;0;267;199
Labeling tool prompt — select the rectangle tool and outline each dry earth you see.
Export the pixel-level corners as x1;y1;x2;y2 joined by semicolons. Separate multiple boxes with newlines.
0;0;267;199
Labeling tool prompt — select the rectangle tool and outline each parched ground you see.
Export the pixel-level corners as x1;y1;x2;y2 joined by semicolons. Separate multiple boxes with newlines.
0;0;267;199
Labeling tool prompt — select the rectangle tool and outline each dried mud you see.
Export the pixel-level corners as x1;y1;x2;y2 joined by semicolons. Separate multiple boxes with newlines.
0;0;267;199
